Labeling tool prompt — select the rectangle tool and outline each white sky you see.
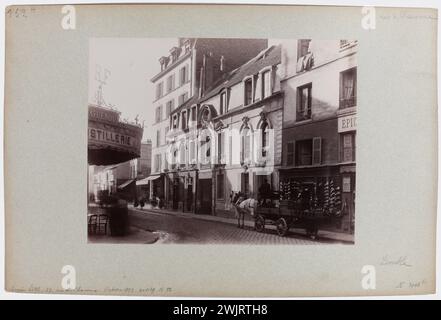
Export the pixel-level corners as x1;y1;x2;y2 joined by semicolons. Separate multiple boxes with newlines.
89;38;178;142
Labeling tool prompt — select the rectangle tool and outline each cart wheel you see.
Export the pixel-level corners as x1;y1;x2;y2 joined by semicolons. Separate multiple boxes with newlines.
255;215;265;232
276;218;289;237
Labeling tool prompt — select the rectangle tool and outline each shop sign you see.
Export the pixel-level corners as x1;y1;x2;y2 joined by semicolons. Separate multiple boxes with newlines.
88;120;143;155
338;115;357;133
89;105;120;124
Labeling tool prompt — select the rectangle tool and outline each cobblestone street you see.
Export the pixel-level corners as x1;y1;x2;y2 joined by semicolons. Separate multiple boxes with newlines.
128;208;345;245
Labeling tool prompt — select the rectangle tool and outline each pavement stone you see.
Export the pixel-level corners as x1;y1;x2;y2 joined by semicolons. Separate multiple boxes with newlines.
129;205;354;244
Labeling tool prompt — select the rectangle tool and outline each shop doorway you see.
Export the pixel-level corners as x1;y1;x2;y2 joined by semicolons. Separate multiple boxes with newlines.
172;178;179;210
198;179;212;214
186;184;193;212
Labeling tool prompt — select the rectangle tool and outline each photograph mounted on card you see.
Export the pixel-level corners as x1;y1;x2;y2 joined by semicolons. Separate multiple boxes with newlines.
4;4;437;297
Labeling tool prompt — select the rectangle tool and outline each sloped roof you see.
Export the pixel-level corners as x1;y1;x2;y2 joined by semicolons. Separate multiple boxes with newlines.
199;44;281;103
170;94;199;115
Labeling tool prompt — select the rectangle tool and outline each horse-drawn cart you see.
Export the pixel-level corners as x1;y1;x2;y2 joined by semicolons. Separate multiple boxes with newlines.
254;181;344;239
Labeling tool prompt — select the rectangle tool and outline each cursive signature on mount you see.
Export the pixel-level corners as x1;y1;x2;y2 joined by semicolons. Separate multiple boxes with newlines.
380;255;412;267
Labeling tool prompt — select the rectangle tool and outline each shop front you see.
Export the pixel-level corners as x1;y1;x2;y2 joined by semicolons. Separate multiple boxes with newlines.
337;113;356;234
279;165;352;234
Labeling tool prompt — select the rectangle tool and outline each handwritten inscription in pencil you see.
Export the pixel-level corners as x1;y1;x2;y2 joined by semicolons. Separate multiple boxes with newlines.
380;255;412;267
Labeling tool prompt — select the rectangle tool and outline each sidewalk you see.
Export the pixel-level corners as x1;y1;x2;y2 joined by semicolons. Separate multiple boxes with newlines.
129;204;354;243
88;226;160;244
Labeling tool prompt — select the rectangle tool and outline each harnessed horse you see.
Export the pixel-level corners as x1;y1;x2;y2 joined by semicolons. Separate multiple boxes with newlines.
231;192;258;229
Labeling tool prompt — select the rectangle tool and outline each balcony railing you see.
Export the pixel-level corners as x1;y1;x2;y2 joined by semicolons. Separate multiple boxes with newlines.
339;96;357;109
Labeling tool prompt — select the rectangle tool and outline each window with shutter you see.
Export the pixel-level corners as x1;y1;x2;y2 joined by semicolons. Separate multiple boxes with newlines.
156;82;163;99
166;100;174;118
156;130;160;147
180;65;188;85
312;137;322;165
166;75;175;93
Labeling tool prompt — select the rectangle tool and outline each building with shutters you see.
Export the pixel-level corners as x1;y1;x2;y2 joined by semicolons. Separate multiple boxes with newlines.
278;39;357;234
165;44;283;215
149;38;268;210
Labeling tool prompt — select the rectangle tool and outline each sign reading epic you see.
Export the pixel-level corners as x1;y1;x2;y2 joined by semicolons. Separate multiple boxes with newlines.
338;114;357;133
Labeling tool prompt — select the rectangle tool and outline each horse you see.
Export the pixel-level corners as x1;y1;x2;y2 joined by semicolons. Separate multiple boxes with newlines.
231;192;258;229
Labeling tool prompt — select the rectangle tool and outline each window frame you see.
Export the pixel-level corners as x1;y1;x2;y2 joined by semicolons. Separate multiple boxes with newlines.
297;39;311;61
156;82;163;99
339;67;357;109
155;105;162;123
220;91;228;115
243;77;254;106
296;83;312;121
295;139;313;166
340;132;356;163
260;67;272;100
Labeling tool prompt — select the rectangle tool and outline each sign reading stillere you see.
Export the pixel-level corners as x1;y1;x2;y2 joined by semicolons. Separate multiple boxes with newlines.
88;104;143;165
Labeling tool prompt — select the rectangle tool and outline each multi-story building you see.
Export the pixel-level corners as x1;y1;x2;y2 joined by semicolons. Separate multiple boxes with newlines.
92;161;132;199
149;38;268;207
131;140;152;199
166;44;283;216
130;140;152;180
278;39;357;234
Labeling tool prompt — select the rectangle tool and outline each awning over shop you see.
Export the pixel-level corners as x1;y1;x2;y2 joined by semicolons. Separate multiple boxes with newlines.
88;104;143;166
118;179;135;189
136;175;161;186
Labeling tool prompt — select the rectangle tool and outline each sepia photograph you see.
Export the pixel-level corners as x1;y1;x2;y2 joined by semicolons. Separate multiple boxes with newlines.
87;38;357;245
4;2;437;298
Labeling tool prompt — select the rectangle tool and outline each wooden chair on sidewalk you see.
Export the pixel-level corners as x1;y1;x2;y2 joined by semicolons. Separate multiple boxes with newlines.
88;214;98;234
97;214;109;235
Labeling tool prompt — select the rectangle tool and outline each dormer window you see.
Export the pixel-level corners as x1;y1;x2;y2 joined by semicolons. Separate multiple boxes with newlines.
261;68;272;99
296;40;314;72
297;39;311;60
244;78;253;106
159;56;169;71
181;111;187;130
172;114;178;129
184;39;191;53
170;47;181;63
220;91;228;114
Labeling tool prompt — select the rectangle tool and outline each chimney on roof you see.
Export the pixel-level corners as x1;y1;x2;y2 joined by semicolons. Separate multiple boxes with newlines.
199;54;207;98
220;55;226;72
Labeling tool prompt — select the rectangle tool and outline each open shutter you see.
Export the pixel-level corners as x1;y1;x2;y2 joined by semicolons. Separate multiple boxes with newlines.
287;141;295;166
312;137;322;165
